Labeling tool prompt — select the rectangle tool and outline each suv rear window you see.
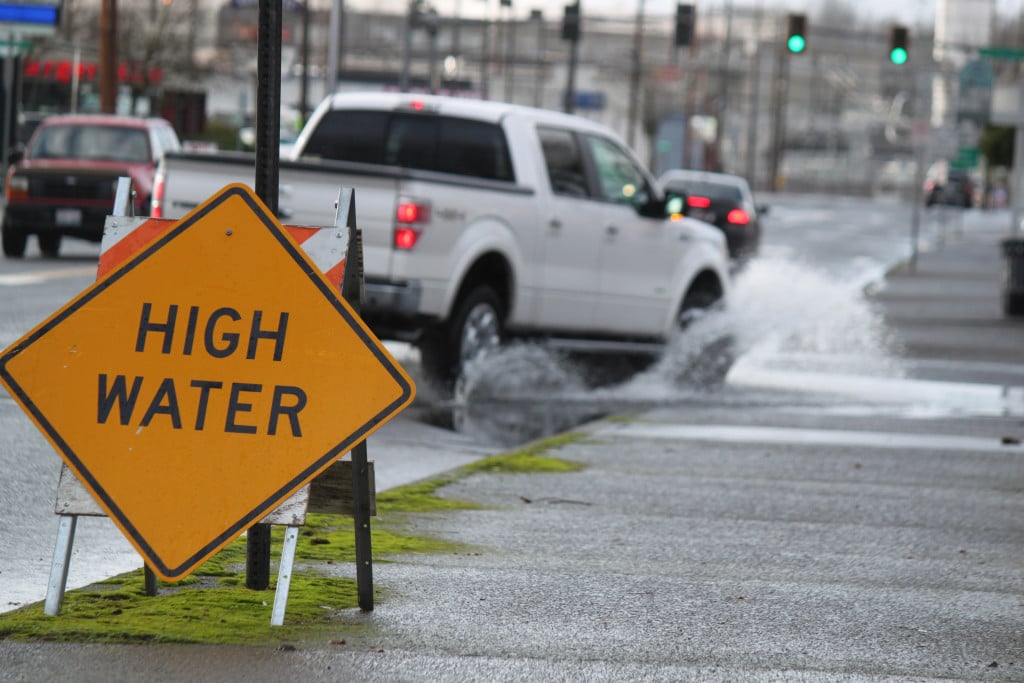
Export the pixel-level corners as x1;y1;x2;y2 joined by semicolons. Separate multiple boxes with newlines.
666;180;743;203
301;110;515;183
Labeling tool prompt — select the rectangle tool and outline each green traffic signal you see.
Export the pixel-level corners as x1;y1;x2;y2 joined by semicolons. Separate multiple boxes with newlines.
888;25;909;65
785;14;807;55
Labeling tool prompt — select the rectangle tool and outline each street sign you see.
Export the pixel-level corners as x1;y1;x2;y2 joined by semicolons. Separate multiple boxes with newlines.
0;1;61;37
0;184;415;581
957;59;994;125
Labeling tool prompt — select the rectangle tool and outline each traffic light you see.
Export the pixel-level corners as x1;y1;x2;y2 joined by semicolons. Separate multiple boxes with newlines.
889;25;909;64
561;2;580;42
785;13;807;54
674;3;695;48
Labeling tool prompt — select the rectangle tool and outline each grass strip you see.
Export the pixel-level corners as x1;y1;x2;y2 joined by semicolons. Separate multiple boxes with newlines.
0;431;585;645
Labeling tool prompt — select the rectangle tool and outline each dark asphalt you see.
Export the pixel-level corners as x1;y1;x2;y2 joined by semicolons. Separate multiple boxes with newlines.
1;216;1022;682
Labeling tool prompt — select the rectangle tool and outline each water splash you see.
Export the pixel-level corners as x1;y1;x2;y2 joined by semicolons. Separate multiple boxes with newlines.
621;255;904;398
449;254;907;445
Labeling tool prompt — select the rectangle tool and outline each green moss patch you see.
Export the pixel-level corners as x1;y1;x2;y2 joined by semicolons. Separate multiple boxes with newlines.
0;432;586;645
460;432;585;475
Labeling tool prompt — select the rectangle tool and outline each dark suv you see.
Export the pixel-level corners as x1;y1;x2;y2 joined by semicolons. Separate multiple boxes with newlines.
2;114;180;258
924;165;974;208
658;169;765;265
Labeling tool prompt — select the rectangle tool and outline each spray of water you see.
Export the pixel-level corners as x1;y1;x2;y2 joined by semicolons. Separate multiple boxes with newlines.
452;255;906;444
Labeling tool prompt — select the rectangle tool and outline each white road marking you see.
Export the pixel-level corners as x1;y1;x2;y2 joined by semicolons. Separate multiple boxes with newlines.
596;423;1023;453
727;359;1024;418
0;265;96;286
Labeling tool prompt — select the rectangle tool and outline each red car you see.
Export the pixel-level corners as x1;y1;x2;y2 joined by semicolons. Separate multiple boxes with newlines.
2;114;181;258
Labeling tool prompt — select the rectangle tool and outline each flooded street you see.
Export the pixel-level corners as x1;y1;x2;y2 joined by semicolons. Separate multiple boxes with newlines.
444;195;1010;448
3;193;1017;613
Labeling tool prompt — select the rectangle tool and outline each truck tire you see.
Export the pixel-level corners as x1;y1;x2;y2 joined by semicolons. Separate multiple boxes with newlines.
673;281;733;386
38;233;62;258
419;285;504;391
1;220;26;258
677;283;723;329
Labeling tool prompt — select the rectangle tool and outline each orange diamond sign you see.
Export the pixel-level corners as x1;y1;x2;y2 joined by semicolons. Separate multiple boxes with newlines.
0;184;415;581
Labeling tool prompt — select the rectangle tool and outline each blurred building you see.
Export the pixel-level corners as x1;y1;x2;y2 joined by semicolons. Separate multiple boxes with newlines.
17;1;1024;197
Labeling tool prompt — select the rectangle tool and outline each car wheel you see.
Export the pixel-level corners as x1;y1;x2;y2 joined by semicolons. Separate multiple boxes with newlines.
677;283;723;329
419;285;504;392
671;281;734;386
1;220;26;258
38;233;62;258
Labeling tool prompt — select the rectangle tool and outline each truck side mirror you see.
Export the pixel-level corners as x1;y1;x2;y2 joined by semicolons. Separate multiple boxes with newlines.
7;145;23;165
638;190;686;219
665;193;686;218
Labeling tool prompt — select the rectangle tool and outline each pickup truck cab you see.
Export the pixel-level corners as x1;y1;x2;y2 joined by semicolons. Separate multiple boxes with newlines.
2;114;181;258
155;92;730;389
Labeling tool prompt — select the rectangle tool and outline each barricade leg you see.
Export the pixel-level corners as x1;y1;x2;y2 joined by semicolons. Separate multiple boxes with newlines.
44;515;77;616
270;525;300;626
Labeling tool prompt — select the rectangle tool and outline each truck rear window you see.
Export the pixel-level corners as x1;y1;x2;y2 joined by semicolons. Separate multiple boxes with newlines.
301;110;514;183
28;125;151;163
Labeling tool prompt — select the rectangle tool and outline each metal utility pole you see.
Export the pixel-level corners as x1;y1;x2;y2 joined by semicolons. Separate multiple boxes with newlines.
744;0;764;187
326;0;344;96
561;1;580;114
480;17;491;99
531;10;545;107
627;0;645;148
504;9;517;103
713;0;734;172
247;0;282;591
767;20;790;191
400;0;417;92
299;0;310;122
99;0;117;113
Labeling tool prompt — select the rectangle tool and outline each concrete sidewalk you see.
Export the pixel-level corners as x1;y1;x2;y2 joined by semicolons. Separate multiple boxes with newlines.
871;215;1024;378
1;215;1022;682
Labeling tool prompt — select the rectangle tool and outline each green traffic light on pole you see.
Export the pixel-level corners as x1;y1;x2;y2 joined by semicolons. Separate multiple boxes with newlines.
785;13;807;55
889;25;909;65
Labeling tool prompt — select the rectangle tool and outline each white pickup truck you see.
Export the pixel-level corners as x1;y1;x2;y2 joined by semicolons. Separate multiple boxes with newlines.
153;92;730;388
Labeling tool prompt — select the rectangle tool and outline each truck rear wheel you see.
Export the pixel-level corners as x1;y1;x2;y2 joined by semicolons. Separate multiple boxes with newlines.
38;233;62;258
2;221;26;258
419;285;504;391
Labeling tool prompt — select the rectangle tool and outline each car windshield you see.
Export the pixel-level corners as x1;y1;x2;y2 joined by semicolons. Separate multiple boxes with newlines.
667;179;742;202
28;124;151;163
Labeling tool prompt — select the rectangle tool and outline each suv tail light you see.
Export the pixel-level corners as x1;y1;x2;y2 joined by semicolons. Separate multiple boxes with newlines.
726;208;750;225
687;196;712;209
394;198;430;250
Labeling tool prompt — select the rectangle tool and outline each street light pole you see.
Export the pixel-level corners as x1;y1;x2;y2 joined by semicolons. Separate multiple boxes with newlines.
100;0;117;114
326;0;344;95
626;0;645;148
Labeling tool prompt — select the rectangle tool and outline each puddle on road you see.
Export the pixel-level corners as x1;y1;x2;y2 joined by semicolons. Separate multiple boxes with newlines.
425;255;1022;448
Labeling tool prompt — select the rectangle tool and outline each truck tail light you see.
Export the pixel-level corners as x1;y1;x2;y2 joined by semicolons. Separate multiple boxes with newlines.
151;173;165;218
394;198;430;250
726;208;749;225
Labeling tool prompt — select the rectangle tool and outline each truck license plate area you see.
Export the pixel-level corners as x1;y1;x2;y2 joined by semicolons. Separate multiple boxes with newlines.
55;208;82;227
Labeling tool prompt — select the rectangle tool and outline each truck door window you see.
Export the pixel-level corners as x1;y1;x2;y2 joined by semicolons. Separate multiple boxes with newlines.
301;110;388;163
584;135;651;208
436;118;514;182
538;127;589;198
